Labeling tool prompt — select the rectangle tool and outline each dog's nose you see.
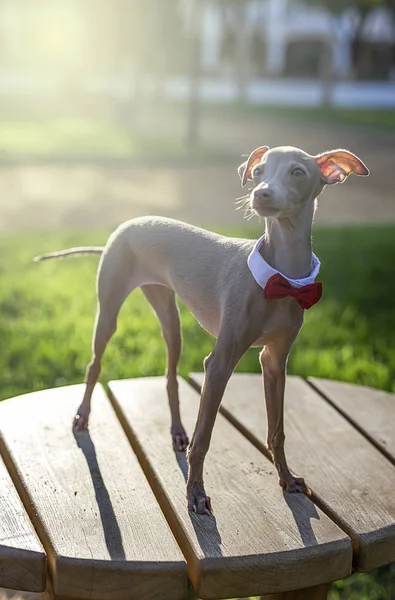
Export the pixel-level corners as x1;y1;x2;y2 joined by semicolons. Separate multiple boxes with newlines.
254;187;271;200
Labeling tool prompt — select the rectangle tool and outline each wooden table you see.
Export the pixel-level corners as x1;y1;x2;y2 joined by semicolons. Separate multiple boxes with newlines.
1;374;394;600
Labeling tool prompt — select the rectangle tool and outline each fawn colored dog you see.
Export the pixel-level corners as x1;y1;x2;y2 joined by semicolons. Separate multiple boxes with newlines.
36;145;369;514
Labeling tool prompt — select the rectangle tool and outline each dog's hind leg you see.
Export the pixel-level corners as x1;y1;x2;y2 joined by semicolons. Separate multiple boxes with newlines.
74;255;135;431
141;284;188;451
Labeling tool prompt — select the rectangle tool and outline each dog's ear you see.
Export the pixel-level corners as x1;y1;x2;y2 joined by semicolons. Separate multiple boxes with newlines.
316;149;369;185
238;146;270;187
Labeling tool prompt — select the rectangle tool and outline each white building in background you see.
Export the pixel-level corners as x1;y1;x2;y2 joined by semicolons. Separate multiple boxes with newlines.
198;0;395;79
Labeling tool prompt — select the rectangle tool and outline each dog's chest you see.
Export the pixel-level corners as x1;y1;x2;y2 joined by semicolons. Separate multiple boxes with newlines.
252;298;304;347
187;294;302;347
175;281;222;338
191;305;220;338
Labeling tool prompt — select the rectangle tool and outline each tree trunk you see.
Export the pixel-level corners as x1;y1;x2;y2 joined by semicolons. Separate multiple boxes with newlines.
351;9;370;80
186;0;202;147
234;4;250;102
320;40;333;107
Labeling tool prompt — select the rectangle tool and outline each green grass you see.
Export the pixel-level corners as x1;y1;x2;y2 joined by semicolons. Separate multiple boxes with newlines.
0;104;394;161
1;224;394;400
0;224;394;598
0;117;227;161
203;103;395;133
143;99;395;134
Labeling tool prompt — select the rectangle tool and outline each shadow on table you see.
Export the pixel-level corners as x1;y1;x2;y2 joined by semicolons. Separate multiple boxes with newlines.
73;429;126;561
283;489;321;547
175;450;223;558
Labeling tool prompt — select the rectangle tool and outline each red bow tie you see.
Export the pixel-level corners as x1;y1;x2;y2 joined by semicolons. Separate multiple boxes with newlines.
264;273;322;310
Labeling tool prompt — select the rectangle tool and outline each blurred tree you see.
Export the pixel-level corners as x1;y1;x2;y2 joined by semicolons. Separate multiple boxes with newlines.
303;0;393;15
94;0;187;79
183;0;201;146
215;0;251;100
89;0;188;127
348;0;395;79
302;0;395;89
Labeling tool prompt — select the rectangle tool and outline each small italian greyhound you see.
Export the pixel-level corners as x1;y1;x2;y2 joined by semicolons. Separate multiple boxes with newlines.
35;145;369;514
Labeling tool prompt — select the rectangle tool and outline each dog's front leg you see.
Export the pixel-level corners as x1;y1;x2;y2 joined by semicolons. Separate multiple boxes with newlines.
187;330;253;514
260;341;308;494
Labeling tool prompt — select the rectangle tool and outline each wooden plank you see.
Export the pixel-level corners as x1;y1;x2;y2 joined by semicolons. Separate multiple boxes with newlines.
263;582;331;600
189;373;395;572
309;378;395;465
0;589;45;600
0;384;187;600
109;377;351;600
0;455;46;592
0;590;42;599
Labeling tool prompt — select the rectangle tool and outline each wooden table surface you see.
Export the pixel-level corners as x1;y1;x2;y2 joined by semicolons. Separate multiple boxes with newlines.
0;374;394;600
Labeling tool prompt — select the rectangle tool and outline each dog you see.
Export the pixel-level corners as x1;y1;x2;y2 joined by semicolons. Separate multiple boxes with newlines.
35;145;369;514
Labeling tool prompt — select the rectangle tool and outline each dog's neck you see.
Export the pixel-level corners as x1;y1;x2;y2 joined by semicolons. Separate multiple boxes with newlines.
259;201;315;279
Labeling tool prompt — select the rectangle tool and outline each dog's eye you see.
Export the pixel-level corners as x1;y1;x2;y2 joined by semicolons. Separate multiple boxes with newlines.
292;167;305;176
252;166;263;177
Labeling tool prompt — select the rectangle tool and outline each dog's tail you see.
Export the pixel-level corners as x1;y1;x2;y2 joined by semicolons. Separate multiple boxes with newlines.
34;247;104;262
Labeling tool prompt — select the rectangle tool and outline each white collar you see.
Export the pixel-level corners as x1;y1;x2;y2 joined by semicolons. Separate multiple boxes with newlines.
248;234;320;290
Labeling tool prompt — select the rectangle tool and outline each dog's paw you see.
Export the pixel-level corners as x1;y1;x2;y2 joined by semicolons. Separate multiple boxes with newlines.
172;428;189;452
187;486;212;515
73;414;89;432
280;474;310;495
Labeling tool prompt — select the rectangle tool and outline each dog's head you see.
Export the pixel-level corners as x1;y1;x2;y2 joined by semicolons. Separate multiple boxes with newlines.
238;145;369;219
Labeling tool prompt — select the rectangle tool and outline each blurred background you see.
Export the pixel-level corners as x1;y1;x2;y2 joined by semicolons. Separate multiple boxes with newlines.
0;0;393;229
0;2;395;599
